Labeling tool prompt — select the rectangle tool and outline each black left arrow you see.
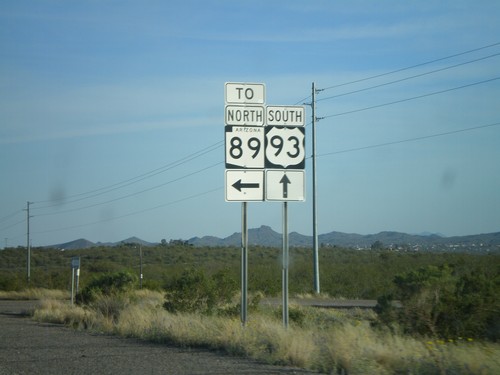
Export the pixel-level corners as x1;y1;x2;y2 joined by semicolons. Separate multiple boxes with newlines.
232;179;260;192
279;174;291;198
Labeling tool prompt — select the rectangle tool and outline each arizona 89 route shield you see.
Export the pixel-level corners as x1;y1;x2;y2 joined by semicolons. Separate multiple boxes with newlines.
225;126;265;169
265;126;305;169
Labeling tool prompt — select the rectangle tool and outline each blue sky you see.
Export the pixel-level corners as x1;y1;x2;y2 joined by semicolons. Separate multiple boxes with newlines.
1;1;499;247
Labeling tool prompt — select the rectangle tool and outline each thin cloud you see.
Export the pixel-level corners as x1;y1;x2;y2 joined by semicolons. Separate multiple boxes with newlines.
197;16;454;44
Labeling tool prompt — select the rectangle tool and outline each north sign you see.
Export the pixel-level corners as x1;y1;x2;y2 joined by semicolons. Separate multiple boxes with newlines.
225;105;265;126
265;126;305;169
225;126;265;169
266;106;305;126
225;170;264;201
225;82;265;104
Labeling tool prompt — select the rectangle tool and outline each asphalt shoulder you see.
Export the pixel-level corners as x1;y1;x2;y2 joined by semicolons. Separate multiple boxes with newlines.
0;300;317;375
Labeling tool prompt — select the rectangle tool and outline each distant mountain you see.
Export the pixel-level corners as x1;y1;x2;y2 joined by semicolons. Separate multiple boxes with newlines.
49;236;156;250
52;238;95;250
189;225;282;247
415;232;445;237
46;228;500;252
189;226;500;252
118;237;157;247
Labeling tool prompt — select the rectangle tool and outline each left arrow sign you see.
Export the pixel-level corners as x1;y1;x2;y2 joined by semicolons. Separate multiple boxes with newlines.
225;170;264;202
232;179;260;192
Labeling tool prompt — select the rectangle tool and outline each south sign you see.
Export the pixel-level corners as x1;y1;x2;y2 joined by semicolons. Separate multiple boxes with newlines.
266;106;305;126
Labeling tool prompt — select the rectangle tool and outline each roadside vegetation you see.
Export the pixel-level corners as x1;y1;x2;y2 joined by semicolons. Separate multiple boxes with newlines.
1;243;499;373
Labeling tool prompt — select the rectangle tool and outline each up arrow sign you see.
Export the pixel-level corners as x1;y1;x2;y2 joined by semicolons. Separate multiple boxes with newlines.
265;170;305;201
279;174;291;198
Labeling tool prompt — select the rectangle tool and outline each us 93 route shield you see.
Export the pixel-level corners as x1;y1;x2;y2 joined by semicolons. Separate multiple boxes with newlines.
264;126;305;169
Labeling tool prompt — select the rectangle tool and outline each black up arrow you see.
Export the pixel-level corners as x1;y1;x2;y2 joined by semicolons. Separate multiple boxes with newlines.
232;179;260;192
280;174;291;198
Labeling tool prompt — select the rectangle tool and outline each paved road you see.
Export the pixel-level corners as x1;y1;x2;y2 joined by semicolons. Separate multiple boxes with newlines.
262;298;379;309
0;301;316;375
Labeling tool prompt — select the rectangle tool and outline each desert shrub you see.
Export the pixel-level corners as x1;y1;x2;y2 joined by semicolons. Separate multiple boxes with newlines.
444;270;500;341
376;264;500;340
211;268;238;306
0;273;26;291
78;271;137;304
275;305;307;327
163;268;238;314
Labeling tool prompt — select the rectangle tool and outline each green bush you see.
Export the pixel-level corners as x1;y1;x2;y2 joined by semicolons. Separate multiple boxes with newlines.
445;270;500;341
78;271;137;304
163;268;238;314
275;305;306;326
376;265;500;340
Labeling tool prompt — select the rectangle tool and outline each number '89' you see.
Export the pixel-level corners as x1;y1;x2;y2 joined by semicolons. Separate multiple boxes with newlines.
229;137;261;159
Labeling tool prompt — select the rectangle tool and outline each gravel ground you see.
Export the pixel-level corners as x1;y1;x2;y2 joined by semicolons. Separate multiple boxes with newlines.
0;301;317;375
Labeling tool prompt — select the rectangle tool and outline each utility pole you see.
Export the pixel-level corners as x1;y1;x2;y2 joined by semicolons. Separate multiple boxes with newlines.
139;245;143;289
24;201;33;284
311;83;320;294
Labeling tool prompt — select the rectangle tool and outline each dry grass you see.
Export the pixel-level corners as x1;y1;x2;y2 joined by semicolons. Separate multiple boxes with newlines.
32;299;95;328
32;290;500;374
0;288;69;300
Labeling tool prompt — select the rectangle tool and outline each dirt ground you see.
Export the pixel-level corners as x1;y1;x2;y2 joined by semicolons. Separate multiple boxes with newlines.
0;300;316;375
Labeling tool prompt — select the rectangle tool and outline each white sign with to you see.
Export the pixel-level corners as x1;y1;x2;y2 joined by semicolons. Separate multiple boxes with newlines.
225;83;265;104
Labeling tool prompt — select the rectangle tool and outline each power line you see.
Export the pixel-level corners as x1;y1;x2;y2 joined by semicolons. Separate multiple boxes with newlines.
35;122;500;232
320;41;500;91
7;43;499;242
32;75;495;217
294;94;312;106
316;121;500;158
321;76;500;120
22;51;478;222
0;218;26;232
32;140;223;208
35;161;223;217
0;210;22;224
317;52;500;102
33;186;223;235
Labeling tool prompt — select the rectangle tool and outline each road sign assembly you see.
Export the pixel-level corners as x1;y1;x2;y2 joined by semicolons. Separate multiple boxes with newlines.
224;82;306;328
224;82;305;202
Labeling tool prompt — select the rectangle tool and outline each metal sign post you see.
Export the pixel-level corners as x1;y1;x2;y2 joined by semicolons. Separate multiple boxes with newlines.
241;202;248;325
75;267;80;296
282;202;289;328
71;268;75;305
139;245;143;289
70;257;80;305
